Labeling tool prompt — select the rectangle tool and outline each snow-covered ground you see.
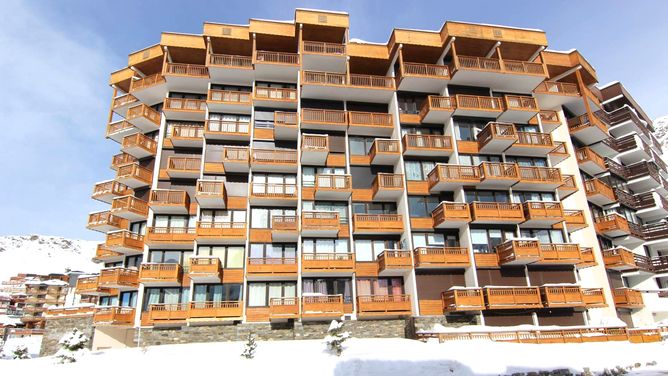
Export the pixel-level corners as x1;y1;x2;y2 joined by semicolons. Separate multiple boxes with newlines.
1;337;665;376
0;335;43;359
0;235;99;282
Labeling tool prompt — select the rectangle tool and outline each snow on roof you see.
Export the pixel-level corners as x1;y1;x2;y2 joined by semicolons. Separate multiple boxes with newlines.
24;279;68;286
203;21;249;27
448;20;545;33
249;18;294;24
544;48;577;54
348;38;386;46
0;314;22;326
295;8;349;15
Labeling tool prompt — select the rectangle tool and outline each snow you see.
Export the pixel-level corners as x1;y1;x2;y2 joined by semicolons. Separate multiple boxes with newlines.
422;323;633;334
0;338;666;375
1;335;43;359
653;115;668;155
0;314;22;326
348;38;386;46
0;235;99;282
597;80;621;90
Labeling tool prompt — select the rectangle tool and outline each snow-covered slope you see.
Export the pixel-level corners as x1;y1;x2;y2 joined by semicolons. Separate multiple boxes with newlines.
0;235;99;282
654;115;668;154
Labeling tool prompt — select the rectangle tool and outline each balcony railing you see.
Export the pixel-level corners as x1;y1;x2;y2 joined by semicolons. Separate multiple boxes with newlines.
301;295;344;317
126;104;161;125
477;122;516;149
302;41;346;55
353;214;403;233
302;134;329;150
111;195;149;217
582;288;606;307
539;243;582;264
87;211;126;230
196;180;225;198
207;89;252;104
93;307;135;325
111;93;138;110
612;288;644;308
250;183;297;199
116;163;153;186
401;62;449;78
540;286;585;307
302;253;354;272
357;294;412;316
402;134;453;152
515;131;553;147
164;62;208;77
139;263;183;284
419;96;456;120
188;301;242;318
146;227;196;243
432;202;471;227
534;81;580;96
121;133;157;155
471;202;524;223
167;157;201;172
314;174;352;190
348;111;393;128
413;247;470;268
454;55;544;75
251;148;298;165
147;303;189;324
105;230;144;252
539;110;560;124
442;288;485;312
255;50;299;65
301;108;348;125
301;211;340;230
496;240;541;264
106;120;136;138
349;73;395;89
196;221;246;239
455;94;503;112
149;189;189;208
208;53;252;68
111;153;138;170
98;268;139;289
377;250;412;271
504;95;538;111
274;111;298;127
483;287;543;309
269;297;299;319
130;73;165;92
164;98;206;113
522;201;563;221
517;166;562;184
247;257;298;276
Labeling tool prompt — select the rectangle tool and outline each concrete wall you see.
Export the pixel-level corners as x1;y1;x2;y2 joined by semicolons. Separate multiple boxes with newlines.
39;315;94;357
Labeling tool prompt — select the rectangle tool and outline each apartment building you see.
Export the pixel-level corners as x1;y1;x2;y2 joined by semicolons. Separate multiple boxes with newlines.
4;274;71;328
81;8;667;339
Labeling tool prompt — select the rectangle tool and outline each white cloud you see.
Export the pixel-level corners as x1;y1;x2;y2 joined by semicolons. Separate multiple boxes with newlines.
0;1;118;239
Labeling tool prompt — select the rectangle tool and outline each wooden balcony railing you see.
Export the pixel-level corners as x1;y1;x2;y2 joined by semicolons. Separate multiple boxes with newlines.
301;108;348;125
254;87;297;101
75;276;104;295
432;202;471;226
251;148;298;165
349;73;395;89
370;139;400;156
106;120;135;137
442;288;486;312
402;134;453;152
582;288;606;307
98;268;139;288
272;215;298;232
302;253;354;272
477;122;517;148
515;131;553;147
150;189;189;207
518;166;562;184
208;53;252;68
122;133;157;154
523;201;563;220
170;124;204;140
613;288;644;308
373;173;404;190
223;146;250;162
207;89;252;104
540;286;585;307
594;214;630;235
314;174;352;190
167;157;201;172
357;294;412;316
301;211;340;230
480;162;520;180
255;50;299;65
148;303;189;323
188;301;242;318
164;62;208;77
428;164;481;187
196;221;246;238
274;111;298;127
130;73;165;92
196;180;225;198
539;243;582;264
504;95;538;111
377;250;412;270
471;202;524;222
247;257;298;276
353;214;403;232
139;263;183;283
111;153;138;170
105;230;144;251
602;247;638;270
164;98;206;112
641;222;668;241
418;96;455;119
302;41;346;55
539;110;560;124
484;287;543;309
251;183;297;199
94;244;124;261
126;104;161;125
302;134;329;150
496;240;541;264
93;307;135;325
111;93;138;109
563;209;587;229
348;111;393;128
146;227;196;243
534;81;580;96
87;211;126;229
111;195;149;217
455;94;503;111
401;62;449;78
567;112;608;134
301;295;344;317
269;297;299;319
302;70;347;85
584;179;615;200
116;163;153;185
455;55;502;71
189;257;221;276
576;147;606;169
413;247;470;268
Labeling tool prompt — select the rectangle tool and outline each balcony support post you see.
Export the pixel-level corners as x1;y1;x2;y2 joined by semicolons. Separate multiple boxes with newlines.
528;46;545;63
439;37;455;65
551;65;581;83
486;41;501;59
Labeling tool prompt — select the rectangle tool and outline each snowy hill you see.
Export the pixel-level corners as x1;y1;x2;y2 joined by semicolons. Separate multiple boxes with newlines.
654;115;668;154
0;235;99;282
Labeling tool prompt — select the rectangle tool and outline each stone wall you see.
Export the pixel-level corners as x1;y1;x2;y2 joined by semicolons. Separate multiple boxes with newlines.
407;314;479;339
39;315;95;357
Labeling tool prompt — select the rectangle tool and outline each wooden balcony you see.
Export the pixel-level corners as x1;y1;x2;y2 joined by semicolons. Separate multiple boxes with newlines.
548;141;570;166
348;111;394;137
253;86;297;109
377;250;412;275
300;108;347;131
508;131;556;157
273;111;299;140
453;94;503;117
521;201;564;227
46;306;96;318
515;166;563;191
196;222;246;244
251;148;298;173
111;93;139;116
269;297;299;320
207;53;253;84
563;209;588;231
428;164;481;191
496;240;541;265
189;257;222;283
576;147;607;176
93;307;135;326
146;227;196;247
499;95;539;122
442;288;485;312
121;133;157;159
602;248;639;271
538;110;562;132
413;247;470;269
567;112;609;145
250;183;297;206
372;173;404;200
533;81;581;109
483;287;543;309
537;243;583;265
206;89;252;113
357;295;412;317
450;55;546;92
431;202;471;229
271;215;299;242
115;163;152;189
594;214;631;237
106;120;138;143
188;301;242;320
540;286;585;308
146;303;188;326
246;257;298;279
254;50;299;66
139;263;183;286
149;189;190;214
301;211;340;237
301;41;346;72
397;61;449;92
584;179;616;206
470;202;524;224
98;268;139;290
163;62;209;92
126;104;161;132
75;276;111;296
221;146;250;173
301;134;329;165
111;152;138;171
301;40;346;56
313;174;352;200
479;162;520;188
110;195;149;221
582;288;607;308
195;180;226;208
301;253;354;275
477;122;517;153
558;175;578;200
369;139;401;165
577;247;597;269
86;211;126;233
105;230;144;254
129;73;167;104
301;295;344;320
167;124;204;147
353;214;403;234
418;96;455;123
166;157;201;179
612;288;644;309
163;98;206;121
402;134;453;157
92;244;124;263
301;71;395;102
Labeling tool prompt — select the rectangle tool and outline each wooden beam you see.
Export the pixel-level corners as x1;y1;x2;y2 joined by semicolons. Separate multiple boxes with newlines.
486;41;501;58
552;65;582;82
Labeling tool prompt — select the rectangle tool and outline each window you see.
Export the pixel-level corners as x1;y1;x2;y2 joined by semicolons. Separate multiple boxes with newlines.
459;154;502;166
302;278;352;303
516;124;539;133
130;221;146;235
352;202;397;215
470;228;515;253
302;239;349;254
254;110;276;129
200;209;246;224
412;232;459;248
512;191;556;203
404;161;435;181
400;127;443;136
302;201;348;223
247;282;297;307
249;244;296;259
153;215;195;228
192;284;242;302
464;190;509;203
98;296;118;307
397;96;422;114
125;255;143;269
455;118;491;141
210;84;252;92
149;250;192;265
354;239;400;261
208;113;251;133
251;174;297;196
520;229;565;243
408;196;440;217
348;137;377;155
142;287;190;311
302;167;345;187
197;246;244;268
356;278;404;296
119;291;137;307
251;208;296;228
505;156;547;167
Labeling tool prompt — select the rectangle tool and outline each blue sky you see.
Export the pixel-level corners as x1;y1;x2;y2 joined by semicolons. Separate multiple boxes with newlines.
1;0;667;240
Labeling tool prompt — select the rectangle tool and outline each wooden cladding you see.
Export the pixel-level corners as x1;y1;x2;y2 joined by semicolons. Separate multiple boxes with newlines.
353;214;403;233
139;263;183;284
